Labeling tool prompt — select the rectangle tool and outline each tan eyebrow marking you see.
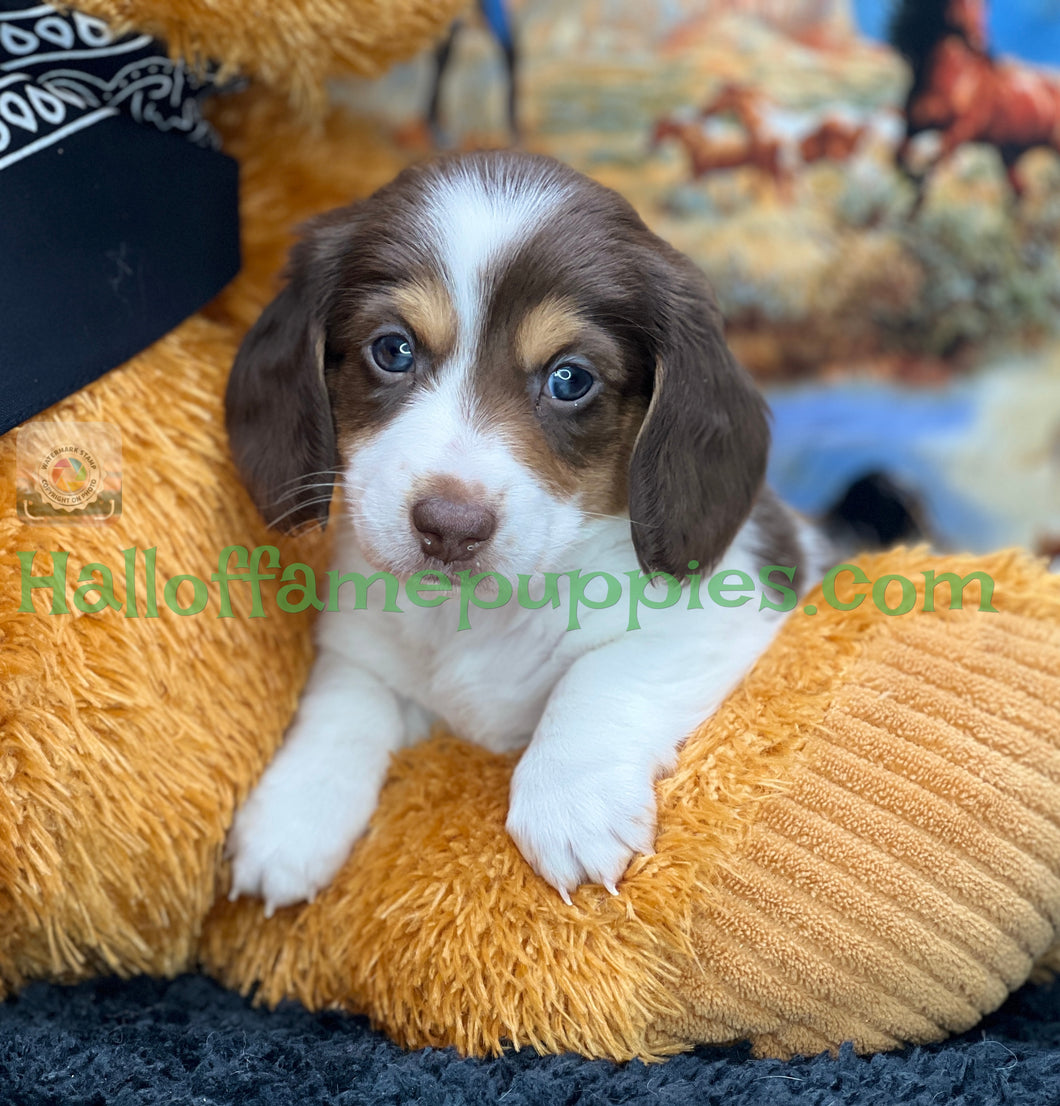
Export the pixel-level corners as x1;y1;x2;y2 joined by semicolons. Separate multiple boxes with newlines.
514;297;585;371
392;279;458;357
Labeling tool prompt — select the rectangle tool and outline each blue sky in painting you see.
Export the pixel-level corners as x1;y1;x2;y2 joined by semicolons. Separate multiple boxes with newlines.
852;0;1060;66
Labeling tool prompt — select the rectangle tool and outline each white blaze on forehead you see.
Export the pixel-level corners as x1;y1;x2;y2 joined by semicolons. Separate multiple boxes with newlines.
419;162;570;366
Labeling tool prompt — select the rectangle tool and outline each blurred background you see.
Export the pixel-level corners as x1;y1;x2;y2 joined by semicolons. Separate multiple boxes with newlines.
334;0;1060;565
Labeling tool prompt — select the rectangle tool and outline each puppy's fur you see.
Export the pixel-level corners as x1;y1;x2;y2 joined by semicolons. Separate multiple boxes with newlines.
225;151;827;912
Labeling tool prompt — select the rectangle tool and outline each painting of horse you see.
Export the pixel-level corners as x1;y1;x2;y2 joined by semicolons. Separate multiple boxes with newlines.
651;82;897;195
892;0;1060;198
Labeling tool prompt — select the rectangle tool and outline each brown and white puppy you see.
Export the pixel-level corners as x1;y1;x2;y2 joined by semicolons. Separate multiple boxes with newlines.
225;151;826;913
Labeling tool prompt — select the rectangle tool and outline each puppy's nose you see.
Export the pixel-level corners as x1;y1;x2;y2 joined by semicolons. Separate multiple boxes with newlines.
411;494;497;565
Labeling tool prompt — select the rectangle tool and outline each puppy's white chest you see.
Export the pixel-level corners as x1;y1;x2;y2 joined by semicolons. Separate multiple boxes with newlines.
387;604;576;752
315;522;635;754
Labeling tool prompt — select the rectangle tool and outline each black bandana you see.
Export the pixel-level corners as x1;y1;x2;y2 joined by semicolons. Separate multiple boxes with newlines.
0;2;240;436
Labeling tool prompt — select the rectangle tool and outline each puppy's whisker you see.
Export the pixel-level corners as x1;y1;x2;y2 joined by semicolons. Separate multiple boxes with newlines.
581;509;648;528
286;516;330;537
262;482;340;509
273;469;343;492
266;496;335;530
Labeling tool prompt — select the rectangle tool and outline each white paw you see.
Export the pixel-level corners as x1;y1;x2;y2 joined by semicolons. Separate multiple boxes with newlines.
506;753;657;904
225;770;378;917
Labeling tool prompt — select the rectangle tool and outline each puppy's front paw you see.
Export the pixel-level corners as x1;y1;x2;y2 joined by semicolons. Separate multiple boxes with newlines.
226;772;376;917
506;755;657;905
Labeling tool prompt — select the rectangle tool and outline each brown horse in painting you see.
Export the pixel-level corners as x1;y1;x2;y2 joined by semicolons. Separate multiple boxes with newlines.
651;83;876;197
650;114;789;191
893;0;1060;199
698;83;871;173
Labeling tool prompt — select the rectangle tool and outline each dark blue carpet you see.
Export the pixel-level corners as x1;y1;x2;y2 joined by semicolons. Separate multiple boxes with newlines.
2;974;1060;1105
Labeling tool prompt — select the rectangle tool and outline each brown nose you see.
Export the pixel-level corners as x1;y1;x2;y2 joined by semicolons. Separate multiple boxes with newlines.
410;494;497;565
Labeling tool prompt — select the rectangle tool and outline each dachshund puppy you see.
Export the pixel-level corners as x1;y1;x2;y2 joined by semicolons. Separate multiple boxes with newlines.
224;151;827;913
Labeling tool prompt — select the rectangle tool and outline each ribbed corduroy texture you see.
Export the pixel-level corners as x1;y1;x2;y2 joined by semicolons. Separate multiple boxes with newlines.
198;551;1060;1062
658;601;1060;1059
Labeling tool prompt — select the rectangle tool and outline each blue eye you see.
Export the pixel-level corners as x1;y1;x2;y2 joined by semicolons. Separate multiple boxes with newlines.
371;334;415;373
547;363;594;402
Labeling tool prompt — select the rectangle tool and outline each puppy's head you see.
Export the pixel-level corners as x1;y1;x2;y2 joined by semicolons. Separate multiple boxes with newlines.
226;152;769;579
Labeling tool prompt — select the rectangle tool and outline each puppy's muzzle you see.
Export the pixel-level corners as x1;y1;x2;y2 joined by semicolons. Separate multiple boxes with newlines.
411;493;497;567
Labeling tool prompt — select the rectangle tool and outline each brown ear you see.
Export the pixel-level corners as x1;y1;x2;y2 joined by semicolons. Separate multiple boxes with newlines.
628;251;770;578
224;232;340;533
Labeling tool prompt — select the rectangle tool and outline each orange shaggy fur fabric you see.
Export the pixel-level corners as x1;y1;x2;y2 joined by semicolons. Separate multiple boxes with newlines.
74;0;468;112
2;0;1060;1064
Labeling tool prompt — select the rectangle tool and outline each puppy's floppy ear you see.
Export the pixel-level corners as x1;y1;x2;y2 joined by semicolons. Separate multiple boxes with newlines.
628;249;770;578
225;226;341;533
